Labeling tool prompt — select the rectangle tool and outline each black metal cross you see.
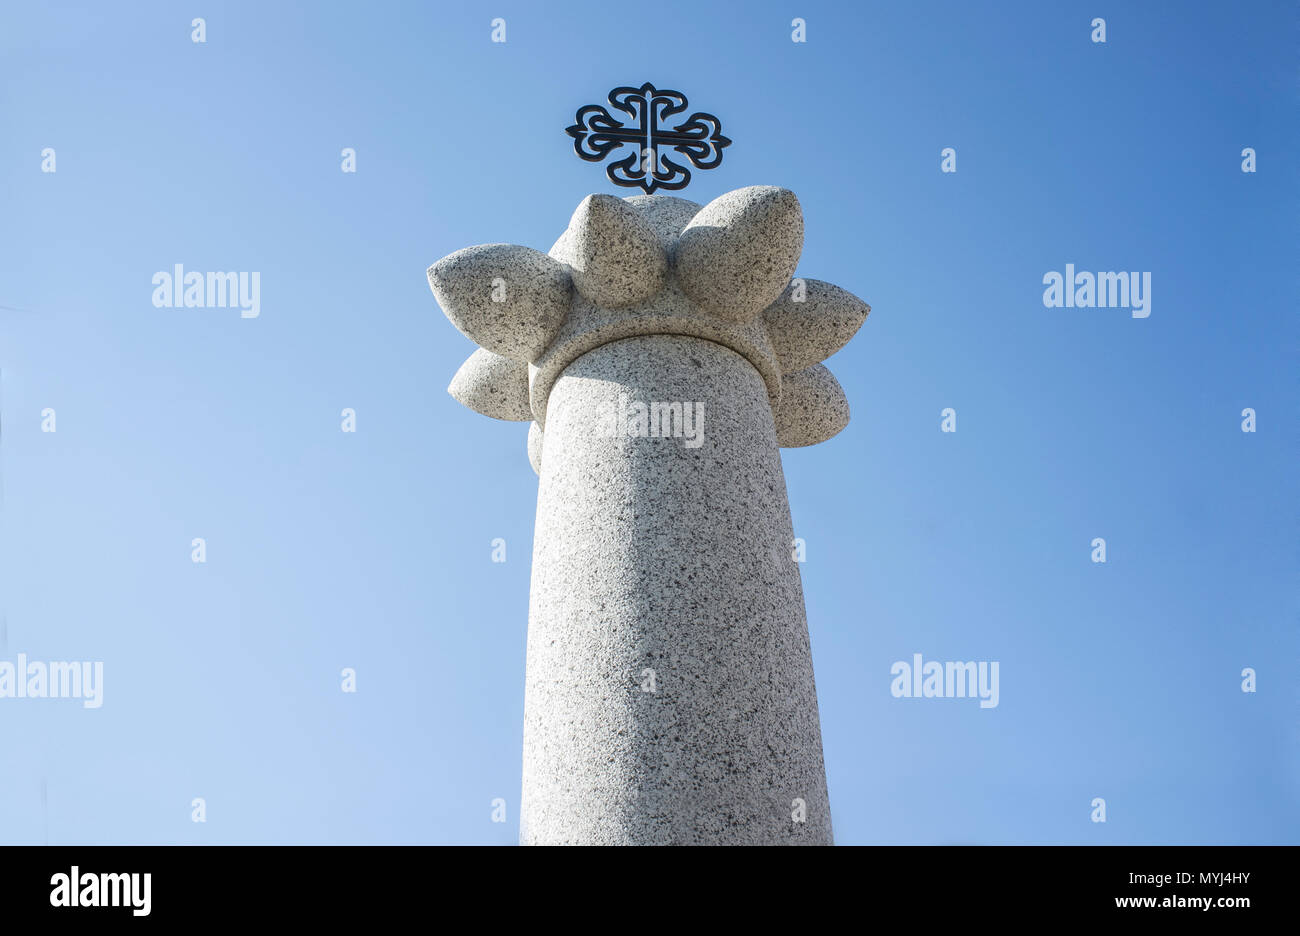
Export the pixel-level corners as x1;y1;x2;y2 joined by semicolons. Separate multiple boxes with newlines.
566;83;731;194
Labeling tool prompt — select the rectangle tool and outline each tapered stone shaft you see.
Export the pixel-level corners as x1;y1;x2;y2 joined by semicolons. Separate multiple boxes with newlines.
519;335;833;844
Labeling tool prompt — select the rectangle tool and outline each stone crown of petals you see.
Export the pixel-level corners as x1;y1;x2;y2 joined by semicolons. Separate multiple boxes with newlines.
427;185;870;471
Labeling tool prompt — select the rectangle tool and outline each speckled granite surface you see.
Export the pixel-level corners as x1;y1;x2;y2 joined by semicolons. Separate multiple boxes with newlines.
521;336;832;844
428;187;870;844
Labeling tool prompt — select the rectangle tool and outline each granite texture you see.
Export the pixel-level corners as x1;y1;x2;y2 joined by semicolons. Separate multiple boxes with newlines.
521;336;833;844
619;194;704;250
448;347;533;421
428;243;571;362
426;187;871;845
429;188;867;446
527;278;785;431
557;194;667;308
774;363;850;448
673;186;804;325
763;278;871;375
526;420;543;475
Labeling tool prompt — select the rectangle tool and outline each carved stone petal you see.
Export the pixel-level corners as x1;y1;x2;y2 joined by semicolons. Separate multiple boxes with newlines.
428;244;571;362
561;194;668;308
673;186;803;324
448;347;533;421
763;278;870;374
774;364;850;447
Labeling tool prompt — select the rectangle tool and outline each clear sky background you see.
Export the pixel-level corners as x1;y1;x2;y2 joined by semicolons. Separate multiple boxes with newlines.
1;0;1295;845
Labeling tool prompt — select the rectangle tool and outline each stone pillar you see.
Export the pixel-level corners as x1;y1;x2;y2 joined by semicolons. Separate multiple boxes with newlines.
521;335;830;844
428;187;870;845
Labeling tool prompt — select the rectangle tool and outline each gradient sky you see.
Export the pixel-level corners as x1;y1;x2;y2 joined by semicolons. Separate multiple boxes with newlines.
1;0;1295;845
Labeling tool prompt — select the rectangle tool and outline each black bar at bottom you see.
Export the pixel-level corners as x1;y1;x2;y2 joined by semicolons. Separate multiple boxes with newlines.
0;845;1285;922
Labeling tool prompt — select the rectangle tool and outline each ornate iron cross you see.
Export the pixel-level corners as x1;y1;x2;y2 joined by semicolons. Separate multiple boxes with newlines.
566;83;731;194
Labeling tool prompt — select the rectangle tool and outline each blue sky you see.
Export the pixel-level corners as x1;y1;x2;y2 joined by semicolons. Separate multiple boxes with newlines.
0;0;1295;844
